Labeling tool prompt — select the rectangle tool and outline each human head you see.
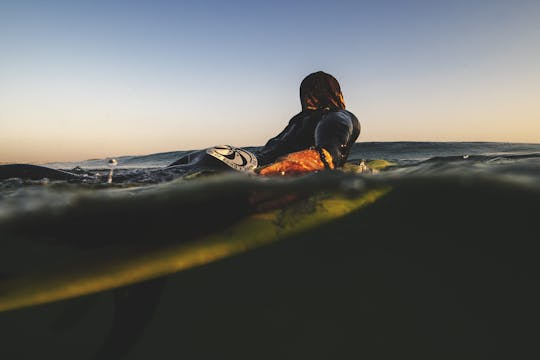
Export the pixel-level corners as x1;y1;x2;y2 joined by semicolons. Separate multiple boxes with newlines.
300;71;346;111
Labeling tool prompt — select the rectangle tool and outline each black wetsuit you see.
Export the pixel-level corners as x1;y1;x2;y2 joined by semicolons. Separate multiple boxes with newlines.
256;109;361;167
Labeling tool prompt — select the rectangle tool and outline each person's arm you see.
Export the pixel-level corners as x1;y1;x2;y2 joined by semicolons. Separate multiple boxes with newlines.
314;110;355;167
258;111;357;176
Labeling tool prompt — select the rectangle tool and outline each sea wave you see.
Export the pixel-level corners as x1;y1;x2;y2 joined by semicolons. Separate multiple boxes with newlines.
1;146;539;359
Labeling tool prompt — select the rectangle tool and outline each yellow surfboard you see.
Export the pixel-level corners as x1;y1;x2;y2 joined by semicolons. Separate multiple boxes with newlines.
0;186;390;313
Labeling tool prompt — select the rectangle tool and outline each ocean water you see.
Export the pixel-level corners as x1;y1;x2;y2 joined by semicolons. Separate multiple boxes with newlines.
1;141;539;359
1;141;538;223
41;141;540;169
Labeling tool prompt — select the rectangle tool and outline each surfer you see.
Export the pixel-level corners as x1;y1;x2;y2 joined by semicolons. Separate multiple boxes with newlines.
255;71;360;175
169;71;360;176
0;72;360;181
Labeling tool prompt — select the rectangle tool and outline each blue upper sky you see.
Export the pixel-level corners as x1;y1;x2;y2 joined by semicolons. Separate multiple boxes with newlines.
1;0;539;162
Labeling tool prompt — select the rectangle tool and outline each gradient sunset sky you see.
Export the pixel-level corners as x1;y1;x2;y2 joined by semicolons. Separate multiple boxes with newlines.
1;0;539;163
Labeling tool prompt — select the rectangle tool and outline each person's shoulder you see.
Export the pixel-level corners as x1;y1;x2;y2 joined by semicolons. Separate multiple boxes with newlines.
338;109;358;120
324;109;358;123
338;109;360;127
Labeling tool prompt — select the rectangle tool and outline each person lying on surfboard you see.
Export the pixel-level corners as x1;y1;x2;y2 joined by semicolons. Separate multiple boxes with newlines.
256;71;360;175
169;71;361;176
0;72;360;181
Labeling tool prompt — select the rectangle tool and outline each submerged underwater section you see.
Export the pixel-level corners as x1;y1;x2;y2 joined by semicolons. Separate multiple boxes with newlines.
0;142;539;359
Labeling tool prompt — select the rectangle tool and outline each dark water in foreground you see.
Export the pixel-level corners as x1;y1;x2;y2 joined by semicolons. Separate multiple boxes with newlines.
0;142;539;359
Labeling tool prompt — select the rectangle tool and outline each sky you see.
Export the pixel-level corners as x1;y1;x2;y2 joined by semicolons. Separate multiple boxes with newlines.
1;0;539;163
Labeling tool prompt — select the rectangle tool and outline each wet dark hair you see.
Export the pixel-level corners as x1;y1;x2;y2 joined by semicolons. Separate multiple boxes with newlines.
300;71;346;111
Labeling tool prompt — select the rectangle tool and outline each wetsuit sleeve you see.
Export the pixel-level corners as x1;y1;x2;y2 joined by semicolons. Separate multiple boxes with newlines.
314;111;355;167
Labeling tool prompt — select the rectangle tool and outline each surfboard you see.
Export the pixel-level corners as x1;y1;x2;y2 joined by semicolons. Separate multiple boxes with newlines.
206;145;258;173
0;186;390;313
0;164;81;181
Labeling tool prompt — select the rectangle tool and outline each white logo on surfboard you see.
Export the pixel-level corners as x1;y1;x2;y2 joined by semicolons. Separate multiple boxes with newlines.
206;145;258;173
